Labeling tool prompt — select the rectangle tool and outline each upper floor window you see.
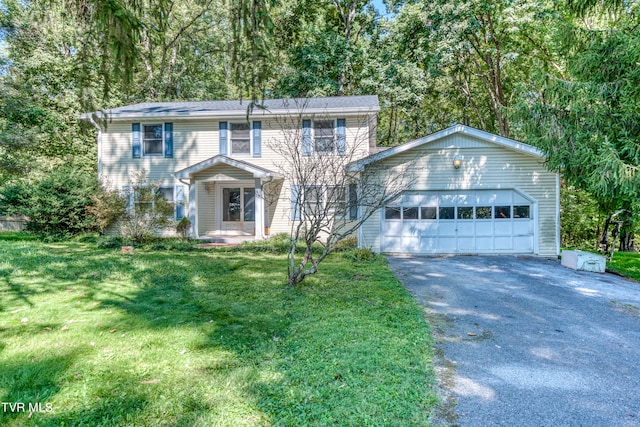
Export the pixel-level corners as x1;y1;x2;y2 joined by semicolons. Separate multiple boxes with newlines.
143;124;164;156
314;120;335;153
302;118;346;156
132;122;173;158
230;123;251;155
218;121;261;158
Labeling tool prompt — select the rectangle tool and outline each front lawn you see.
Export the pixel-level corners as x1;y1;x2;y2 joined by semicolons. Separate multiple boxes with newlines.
0;235;436;426
608;251;640;282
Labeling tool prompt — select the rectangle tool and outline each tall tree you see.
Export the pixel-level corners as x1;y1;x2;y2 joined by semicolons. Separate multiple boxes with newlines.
514;1;640;251
422;0;556;137
270;0;377;97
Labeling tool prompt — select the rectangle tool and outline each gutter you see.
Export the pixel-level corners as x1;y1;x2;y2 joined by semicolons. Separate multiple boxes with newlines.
101;107;381;122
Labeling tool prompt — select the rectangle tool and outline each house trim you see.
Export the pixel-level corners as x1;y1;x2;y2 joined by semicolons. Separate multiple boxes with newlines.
347;124;544;172
174;155;281;180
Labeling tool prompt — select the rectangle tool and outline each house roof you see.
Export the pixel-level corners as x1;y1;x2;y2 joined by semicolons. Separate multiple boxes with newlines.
174;155;281;180
84;95;379;121
347;124;544;172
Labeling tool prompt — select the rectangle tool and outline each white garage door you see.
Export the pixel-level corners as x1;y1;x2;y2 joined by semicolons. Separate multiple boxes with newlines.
381;190;535;254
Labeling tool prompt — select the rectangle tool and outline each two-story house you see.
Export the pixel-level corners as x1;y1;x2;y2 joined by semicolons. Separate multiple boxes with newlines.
85;96;379;240
84;95;560;256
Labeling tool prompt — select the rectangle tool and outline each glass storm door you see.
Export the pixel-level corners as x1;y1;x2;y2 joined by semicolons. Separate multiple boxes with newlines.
221;187;255;234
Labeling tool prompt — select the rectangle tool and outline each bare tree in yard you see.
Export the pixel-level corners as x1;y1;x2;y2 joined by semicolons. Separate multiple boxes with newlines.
268;108;413;287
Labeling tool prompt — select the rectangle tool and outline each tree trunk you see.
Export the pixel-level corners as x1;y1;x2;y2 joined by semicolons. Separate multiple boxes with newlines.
619;230;635;252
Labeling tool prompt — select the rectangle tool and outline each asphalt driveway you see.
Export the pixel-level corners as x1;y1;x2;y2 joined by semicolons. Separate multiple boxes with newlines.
388;255;640;427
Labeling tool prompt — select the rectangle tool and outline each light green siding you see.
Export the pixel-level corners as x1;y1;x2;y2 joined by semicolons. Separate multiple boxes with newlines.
360;134;559;256
101;114;375;237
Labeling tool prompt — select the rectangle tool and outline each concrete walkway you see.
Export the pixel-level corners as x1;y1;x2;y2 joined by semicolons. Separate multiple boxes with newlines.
388;255;640;426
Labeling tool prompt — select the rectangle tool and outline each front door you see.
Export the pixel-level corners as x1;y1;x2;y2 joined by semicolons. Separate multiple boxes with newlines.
220;185;255;235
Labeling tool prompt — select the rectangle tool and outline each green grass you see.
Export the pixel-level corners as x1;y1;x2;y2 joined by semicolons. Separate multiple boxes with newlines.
0;233;436;426
607;251;640;282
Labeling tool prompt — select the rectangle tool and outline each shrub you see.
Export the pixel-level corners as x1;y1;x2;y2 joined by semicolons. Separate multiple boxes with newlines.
176;217;191;240
0;183;28;216
334;236;358;251
349;247;377;262
87;184;128;233
8;167;101;237
119;172;175;244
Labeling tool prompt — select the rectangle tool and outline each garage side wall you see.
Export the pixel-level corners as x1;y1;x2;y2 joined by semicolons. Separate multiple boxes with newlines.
360;134;559;256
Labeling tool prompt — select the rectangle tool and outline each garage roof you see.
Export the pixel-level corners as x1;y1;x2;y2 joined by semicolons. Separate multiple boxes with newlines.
347;124;544;172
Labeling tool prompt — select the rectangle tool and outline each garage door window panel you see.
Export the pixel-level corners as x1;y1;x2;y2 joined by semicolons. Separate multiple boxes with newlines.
495;206;511;219
458;207;473;219
421;207;436;220
439;207;455;220
403;207;419;220
476;206;492;219
385;207;401;220
514;205;530;219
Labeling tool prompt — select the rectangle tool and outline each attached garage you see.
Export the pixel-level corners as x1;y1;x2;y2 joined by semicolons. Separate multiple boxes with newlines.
349;125;560;256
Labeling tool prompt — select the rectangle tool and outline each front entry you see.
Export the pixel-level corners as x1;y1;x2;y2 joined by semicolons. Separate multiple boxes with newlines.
218;184;255;235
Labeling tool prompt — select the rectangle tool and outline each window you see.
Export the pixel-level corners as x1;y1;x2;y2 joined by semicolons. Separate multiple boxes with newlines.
131;186;175;218
421;207;437;219
314;120;335;153
223;188;241;221
403;207;419;220
439;207;455;219
476;206;492;219
495;206;511;219
458;207;474;219
230;123;251;154
244;188;255;221
143;124;163;156
133;122;172;158
222;187;254;222
303;185;347;216
327;186;346;215
514;206;530;218
385;207;401;220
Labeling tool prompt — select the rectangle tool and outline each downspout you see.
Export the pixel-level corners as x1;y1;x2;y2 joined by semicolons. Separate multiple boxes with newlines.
86;115;103;180
261;176;276;239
